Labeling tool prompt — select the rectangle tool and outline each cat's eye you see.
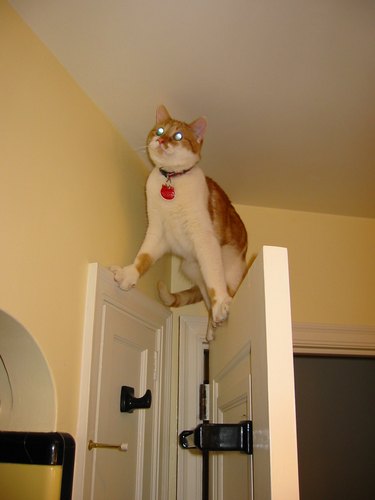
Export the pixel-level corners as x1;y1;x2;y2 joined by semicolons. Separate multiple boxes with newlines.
156;127;164;136
173;132;183;141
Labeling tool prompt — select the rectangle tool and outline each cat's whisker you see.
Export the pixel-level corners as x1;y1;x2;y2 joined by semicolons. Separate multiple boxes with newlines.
134;145;148;153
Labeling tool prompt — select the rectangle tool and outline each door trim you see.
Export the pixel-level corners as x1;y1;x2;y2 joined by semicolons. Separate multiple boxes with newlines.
73;263;173;500
293;323;375;356
177;315;208;500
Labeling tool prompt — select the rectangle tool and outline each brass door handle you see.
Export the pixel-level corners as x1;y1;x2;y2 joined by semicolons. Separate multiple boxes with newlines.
88;440;128;452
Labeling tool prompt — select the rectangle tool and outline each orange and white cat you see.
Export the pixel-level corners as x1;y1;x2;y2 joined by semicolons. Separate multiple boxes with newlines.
111;105;248;340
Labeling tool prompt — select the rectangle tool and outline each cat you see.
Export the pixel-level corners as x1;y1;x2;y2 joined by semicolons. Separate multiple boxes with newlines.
111;105;248;340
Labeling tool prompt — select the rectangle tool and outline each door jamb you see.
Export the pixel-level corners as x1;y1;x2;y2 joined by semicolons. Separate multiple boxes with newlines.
177;315;208;500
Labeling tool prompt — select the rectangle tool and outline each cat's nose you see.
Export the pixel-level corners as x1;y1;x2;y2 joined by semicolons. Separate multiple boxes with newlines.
157;137;166;145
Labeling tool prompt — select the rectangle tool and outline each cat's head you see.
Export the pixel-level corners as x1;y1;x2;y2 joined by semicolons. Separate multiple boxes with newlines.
147;105;207;171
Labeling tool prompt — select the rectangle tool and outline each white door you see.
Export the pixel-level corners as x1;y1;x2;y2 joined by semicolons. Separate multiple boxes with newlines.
74;264;172;500
210;246;299;499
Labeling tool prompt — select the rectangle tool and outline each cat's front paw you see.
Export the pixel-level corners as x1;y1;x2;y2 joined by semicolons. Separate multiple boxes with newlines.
110;265;139;291
206;321;216;342
212;295;232;326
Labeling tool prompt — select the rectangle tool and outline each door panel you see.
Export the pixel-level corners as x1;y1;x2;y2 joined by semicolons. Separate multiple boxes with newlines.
220;395;251;500
211;343;252;500
210;246;299;499
92;303;158;500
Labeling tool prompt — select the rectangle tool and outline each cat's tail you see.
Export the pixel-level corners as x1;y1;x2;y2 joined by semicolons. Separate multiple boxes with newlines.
157;281;203;308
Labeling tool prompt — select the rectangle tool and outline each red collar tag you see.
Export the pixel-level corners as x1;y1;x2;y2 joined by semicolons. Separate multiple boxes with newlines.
158;166;194;201
161;182;175;200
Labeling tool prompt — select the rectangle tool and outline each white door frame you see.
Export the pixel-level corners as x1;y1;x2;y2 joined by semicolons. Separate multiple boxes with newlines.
73;263;173;500
177;315;208;500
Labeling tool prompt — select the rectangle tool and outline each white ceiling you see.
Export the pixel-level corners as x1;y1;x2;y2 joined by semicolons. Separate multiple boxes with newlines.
10;0;375;217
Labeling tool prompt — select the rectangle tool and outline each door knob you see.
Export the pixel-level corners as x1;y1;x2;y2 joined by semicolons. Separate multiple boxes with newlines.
120;385;152;413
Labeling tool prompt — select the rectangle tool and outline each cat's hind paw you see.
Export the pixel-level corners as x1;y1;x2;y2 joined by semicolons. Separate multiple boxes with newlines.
110;265;139;291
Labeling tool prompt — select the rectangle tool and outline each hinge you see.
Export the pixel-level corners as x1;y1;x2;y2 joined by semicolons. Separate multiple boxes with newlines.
199;383;210;421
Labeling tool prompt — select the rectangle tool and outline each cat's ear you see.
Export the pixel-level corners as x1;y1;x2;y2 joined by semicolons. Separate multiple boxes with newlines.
156;105;171;124
190;117;207;143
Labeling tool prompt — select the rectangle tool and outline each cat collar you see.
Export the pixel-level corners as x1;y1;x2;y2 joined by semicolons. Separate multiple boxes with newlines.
159;166;194;179
159;166;194;200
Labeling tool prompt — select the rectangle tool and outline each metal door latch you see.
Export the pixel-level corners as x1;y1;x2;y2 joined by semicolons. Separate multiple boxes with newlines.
179;421;252;455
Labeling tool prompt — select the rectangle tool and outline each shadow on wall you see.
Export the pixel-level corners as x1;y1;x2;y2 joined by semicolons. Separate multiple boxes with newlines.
0;310;56;431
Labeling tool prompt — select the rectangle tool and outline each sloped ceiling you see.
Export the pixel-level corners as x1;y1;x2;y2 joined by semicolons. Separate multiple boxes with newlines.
10;0;375;217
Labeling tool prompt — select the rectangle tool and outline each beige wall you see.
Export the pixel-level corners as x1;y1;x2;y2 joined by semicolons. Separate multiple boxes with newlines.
0;1;169;434
236;204;375;326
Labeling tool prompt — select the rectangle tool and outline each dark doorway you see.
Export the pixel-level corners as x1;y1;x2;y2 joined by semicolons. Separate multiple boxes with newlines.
294;356;375;500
